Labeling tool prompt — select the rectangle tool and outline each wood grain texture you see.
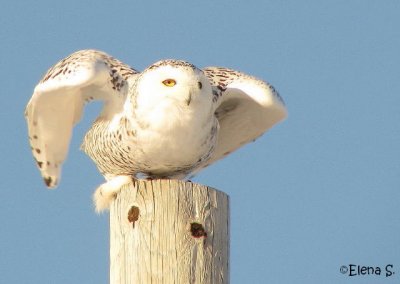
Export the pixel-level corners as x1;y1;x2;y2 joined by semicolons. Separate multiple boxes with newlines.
110;179;229;284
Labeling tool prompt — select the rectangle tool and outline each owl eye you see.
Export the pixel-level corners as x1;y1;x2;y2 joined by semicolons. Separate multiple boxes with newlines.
162;79;176;87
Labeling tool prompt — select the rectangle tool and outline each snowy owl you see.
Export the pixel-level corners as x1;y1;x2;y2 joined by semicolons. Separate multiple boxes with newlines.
25;50;287;211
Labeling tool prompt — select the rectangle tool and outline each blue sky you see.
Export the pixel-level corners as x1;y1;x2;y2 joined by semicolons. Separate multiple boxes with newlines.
1;1;399;283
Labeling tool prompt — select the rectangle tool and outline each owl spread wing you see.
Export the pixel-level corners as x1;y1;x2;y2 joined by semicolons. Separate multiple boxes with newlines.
202;67;287;169
24;50;138;188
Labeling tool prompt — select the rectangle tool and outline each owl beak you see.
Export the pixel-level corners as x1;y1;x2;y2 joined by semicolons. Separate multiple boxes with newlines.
186;94;192;106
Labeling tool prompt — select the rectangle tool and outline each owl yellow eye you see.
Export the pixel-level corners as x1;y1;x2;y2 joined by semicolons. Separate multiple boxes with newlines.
162;79;176;87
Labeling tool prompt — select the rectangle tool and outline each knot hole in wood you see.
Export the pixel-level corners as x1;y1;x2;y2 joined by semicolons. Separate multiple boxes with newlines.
190;222;207;238
127;205;140;228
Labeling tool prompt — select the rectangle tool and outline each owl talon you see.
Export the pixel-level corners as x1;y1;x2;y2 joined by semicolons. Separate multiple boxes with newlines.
93;175;133;213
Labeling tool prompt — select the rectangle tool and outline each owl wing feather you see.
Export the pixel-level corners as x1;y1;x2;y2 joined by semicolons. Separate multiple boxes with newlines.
201;66;287;169
24;49;138;188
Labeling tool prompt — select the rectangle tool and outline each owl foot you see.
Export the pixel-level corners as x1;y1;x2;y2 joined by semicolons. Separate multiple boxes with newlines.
93;175;133;213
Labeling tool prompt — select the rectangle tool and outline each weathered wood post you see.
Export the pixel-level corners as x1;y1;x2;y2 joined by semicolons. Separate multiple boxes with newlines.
109;179;229;284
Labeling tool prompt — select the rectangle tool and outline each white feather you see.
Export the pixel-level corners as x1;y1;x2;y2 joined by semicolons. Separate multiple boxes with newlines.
200;67;287;169
25;50;287;212
25;50;137;187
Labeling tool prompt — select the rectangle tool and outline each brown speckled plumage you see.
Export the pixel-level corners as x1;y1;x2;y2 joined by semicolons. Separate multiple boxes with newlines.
25;49;287;195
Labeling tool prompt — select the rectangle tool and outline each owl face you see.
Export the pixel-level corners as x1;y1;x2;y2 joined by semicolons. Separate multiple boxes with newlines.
133;61;213;112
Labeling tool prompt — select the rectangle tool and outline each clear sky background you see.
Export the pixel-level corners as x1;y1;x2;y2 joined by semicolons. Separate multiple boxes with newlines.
1;1;399;283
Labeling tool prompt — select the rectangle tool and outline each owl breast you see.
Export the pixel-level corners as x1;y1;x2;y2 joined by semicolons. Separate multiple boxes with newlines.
81;112;219;179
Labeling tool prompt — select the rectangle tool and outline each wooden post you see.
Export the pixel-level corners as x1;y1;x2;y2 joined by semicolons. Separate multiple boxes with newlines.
109;179;229;284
